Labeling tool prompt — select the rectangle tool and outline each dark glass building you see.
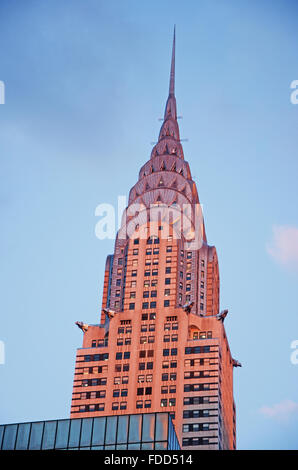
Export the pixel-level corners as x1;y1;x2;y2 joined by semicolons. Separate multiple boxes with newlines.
0;412;180;450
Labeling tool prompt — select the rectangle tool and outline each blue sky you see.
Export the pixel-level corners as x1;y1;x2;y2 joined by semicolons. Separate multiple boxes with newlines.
1;0;298;450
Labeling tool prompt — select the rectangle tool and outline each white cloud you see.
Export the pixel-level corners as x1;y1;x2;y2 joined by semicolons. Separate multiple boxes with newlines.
259;399;298;422
266;225;298;271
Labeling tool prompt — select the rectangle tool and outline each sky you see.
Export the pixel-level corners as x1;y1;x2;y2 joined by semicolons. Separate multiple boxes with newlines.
0;0;298;450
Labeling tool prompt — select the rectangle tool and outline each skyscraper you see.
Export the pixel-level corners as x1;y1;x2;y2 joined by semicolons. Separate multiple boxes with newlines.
71;29;237;450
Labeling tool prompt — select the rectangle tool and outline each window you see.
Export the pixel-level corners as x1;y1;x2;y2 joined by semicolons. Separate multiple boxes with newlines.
186;273;191;280
161;399;167;407
165;267;171;274
133;249;138;255
169;398;176;406
150;301;156;308
137;387;144;396
187;252;192;259
125;338;131;345
132;259;138;267
142;302;149;309
172;334;178;342
139;350;146;358
120;402;127;410
122;376;129;384
164;300;170;307
139;363;145;370
144;270;150;277
166;257;172;263
134;238;139;245
117;268;122;275
147;236;159;244
164;289;170;296
164;335;170;342
151;290;157;297
138;375;145;383
152;269;158;276
129;303;135;310
162;373;168;381
147;362;153;370
131;280;136;288
114;301;120;308
116;352;122;360
149;313;156;320
132;270;137;277
116;279;121;286
123;364;129;371
144;400;151;408
145;387;152;395
130;292;136;298
113;389;120;397
147;350;154;358
146;249;152;255
140;337;147;344
136;401;143;409
166;246;172;252
153;248;159;255
149;324;155;332
163;349;170;356
161;386;168;394
148;336;155;343
153;258;158;265
170;373;176;381
146;374;153;382
112;403;119;410
165;278;171;285
118;327;124;334
171;348;177;356
144;280;150;288
123;352;130;359
143;291;149;298
164;323;170;331
142;314;148;321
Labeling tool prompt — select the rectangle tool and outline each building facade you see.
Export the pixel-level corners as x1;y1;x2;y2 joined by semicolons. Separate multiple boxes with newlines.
71;30;237;450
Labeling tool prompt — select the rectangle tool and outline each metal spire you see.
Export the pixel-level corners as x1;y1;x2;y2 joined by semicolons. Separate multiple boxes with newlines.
169;25;176;96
